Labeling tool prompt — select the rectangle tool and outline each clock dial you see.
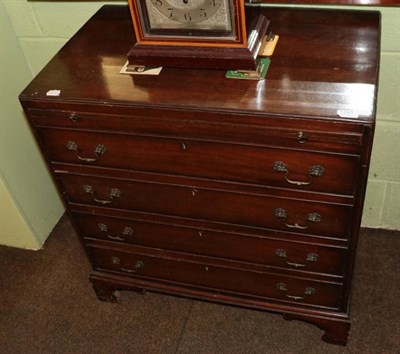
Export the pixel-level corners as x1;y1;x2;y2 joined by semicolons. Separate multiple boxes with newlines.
149;0;223;25
140;0;234;36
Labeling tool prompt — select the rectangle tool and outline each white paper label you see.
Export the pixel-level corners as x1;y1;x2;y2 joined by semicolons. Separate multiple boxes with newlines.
46;90;61;96
337;109;359;118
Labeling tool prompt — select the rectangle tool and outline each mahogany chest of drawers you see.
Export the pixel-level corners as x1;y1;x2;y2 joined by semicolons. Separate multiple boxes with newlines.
19;5;380;346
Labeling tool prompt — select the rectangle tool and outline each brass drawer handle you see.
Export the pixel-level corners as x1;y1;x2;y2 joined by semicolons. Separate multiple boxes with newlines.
68;113;79;122
275;248;319;268
111;257;144;273
121;261;145;273
273;161;324;186
83;185;121;204
66;140;106;162
274;208;321;230
276;282;316;300
98;223;133;241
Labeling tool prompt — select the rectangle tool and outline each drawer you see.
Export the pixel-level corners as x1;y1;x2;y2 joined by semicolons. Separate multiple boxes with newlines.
74;212;347;276
41;128;359;195
59;173;352;239
89;244;343;310
28;107;364;155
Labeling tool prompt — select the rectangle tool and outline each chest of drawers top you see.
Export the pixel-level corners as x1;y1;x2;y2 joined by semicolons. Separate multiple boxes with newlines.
19;6;380;124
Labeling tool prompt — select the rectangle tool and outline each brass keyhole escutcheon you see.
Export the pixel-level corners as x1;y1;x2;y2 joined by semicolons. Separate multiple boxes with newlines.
297;131;308;144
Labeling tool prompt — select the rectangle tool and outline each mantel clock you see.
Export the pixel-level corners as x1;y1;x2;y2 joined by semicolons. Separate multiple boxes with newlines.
127;0;269;69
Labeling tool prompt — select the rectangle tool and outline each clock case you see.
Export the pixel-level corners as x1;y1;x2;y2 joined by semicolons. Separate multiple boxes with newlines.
127;1;270;70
